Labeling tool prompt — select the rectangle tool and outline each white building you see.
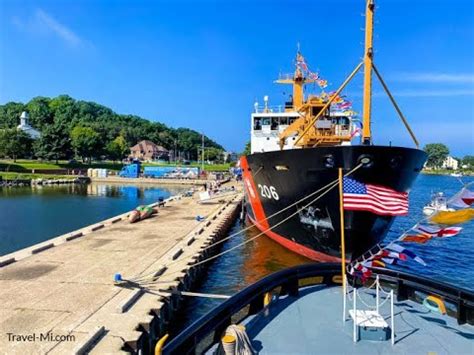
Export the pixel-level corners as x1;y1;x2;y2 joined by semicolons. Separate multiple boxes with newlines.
442;156;459;170
17;111;40;139
223;151;238;163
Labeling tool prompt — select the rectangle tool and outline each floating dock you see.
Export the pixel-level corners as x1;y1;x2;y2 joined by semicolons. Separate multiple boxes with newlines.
0;186;242;354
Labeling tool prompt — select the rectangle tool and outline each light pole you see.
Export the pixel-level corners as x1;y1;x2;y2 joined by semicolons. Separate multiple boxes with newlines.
201;134;205;172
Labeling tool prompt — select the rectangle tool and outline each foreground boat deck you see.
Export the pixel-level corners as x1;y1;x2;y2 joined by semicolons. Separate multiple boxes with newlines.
240;285;473;354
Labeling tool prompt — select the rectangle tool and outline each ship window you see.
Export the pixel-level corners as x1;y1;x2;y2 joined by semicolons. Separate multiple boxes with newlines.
271;117;278;130
262;118;271;126
254;117;262;130
312;106;324;116
280;117;289;125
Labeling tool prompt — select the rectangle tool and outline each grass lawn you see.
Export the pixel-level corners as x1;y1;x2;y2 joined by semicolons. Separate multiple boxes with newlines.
0;172;75;180
0;159;233;173
0;160;124;172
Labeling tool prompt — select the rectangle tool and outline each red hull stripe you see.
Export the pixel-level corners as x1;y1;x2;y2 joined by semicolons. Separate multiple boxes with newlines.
248;215;341;263
240;156;270;229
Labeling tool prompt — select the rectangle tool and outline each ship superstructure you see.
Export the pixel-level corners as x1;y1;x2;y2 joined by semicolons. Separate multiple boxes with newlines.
241;0;427;261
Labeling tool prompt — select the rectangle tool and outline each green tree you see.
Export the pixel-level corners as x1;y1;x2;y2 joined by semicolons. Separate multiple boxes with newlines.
462;155;474;168
70;126;100;163
242;141;251;155
106;135;129;162
33;122;72;163
424;143;449;169
26;97;53;130
204;147;224;162
0;102;25;128
0;129;33;162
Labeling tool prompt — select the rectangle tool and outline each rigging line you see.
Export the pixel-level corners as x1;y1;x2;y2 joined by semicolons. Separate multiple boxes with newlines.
356;292;377;310
138;187;336;284
131;164;364;283
377;293;392;308
134;170;354;284
129;165;362;282
144;288;231;299
371;63;419;148
135;181;339;284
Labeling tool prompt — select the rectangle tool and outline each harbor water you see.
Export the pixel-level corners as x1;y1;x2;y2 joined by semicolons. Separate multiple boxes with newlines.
0;183;186;256
171;173;474;332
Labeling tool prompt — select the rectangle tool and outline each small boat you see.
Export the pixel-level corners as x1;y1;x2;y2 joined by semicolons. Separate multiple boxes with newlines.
423;192;455;216
450;172;462;177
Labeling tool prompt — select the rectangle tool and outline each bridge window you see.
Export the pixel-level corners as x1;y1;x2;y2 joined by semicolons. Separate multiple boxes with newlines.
271;117;279;130
262;118;271;126
280;117;289;125
254;117;262;130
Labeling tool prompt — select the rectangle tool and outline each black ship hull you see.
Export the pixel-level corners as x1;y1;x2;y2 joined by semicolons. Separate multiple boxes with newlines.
241;145;427;261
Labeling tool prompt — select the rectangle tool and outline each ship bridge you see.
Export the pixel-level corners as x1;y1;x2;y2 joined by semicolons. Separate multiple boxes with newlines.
250;97;354;154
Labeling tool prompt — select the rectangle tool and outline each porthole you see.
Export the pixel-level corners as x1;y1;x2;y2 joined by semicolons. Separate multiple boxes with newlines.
390;156;402;169
358;155;374;168
323;155;335;168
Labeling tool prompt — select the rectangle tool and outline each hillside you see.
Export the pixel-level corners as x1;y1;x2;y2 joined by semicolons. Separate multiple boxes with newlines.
0;95;223;161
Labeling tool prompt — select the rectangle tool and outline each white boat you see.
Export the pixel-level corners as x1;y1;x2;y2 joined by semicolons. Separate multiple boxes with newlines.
423;192;454;216
450;172;462;177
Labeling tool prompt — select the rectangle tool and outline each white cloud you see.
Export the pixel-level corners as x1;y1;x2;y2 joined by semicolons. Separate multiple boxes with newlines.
390;72;474;84
35;9;82;47
11;9;84;48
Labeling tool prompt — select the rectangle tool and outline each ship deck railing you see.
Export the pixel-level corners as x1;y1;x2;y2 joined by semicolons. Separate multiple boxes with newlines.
161;263;474;354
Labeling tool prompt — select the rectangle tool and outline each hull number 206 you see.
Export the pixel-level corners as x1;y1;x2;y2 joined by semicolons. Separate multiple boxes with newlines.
257;184;279;200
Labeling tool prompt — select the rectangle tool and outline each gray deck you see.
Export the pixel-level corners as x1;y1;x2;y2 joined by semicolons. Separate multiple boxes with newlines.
240;285;474;355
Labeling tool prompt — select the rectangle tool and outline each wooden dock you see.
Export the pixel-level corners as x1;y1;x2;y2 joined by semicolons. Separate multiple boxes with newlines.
0;186;242;354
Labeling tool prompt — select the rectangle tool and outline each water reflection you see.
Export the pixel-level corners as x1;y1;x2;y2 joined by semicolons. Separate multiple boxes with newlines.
240;223;310;285
0;183;186;256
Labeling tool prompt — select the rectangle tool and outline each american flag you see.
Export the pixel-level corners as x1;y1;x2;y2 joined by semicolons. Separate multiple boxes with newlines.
343;177;408;216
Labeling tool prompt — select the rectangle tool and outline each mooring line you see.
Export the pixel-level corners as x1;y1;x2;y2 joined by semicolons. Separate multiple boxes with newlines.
129;164;362;284
135;164;363;285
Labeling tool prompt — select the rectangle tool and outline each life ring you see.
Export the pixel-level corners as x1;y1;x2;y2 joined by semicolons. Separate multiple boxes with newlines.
423;295;446;315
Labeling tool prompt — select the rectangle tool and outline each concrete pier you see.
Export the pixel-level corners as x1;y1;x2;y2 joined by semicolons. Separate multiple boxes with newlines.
91;176;211;186
0;187;242;354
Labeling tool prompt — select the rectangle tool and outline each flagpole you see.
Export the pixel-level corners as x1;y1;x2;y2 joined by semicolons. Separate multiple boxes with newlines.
338;168;347;322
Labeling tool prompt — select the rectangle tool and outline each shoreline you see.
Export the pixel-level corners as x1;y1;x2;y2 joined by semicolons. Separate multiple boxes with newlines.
421;170;474;177
90;176;207;186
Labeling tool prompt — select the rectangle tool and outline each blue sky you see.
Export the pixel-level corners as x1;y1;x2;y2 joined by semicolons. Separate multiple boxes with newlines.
0;0;473;156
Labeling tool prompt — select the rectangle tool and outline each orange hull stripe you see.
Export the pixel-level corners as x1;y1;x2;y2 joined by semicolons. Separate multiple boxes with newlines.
240;156;270;229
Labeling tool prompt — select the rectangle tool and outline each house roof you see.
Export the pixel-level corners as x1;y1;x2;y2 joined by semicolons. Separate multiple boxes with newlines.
130;140;168;153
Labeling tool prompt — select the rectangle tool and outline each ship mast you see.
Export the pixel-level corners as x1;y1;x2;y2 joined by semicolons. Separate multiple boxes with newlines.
362;0;374;145
277;0;420;149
